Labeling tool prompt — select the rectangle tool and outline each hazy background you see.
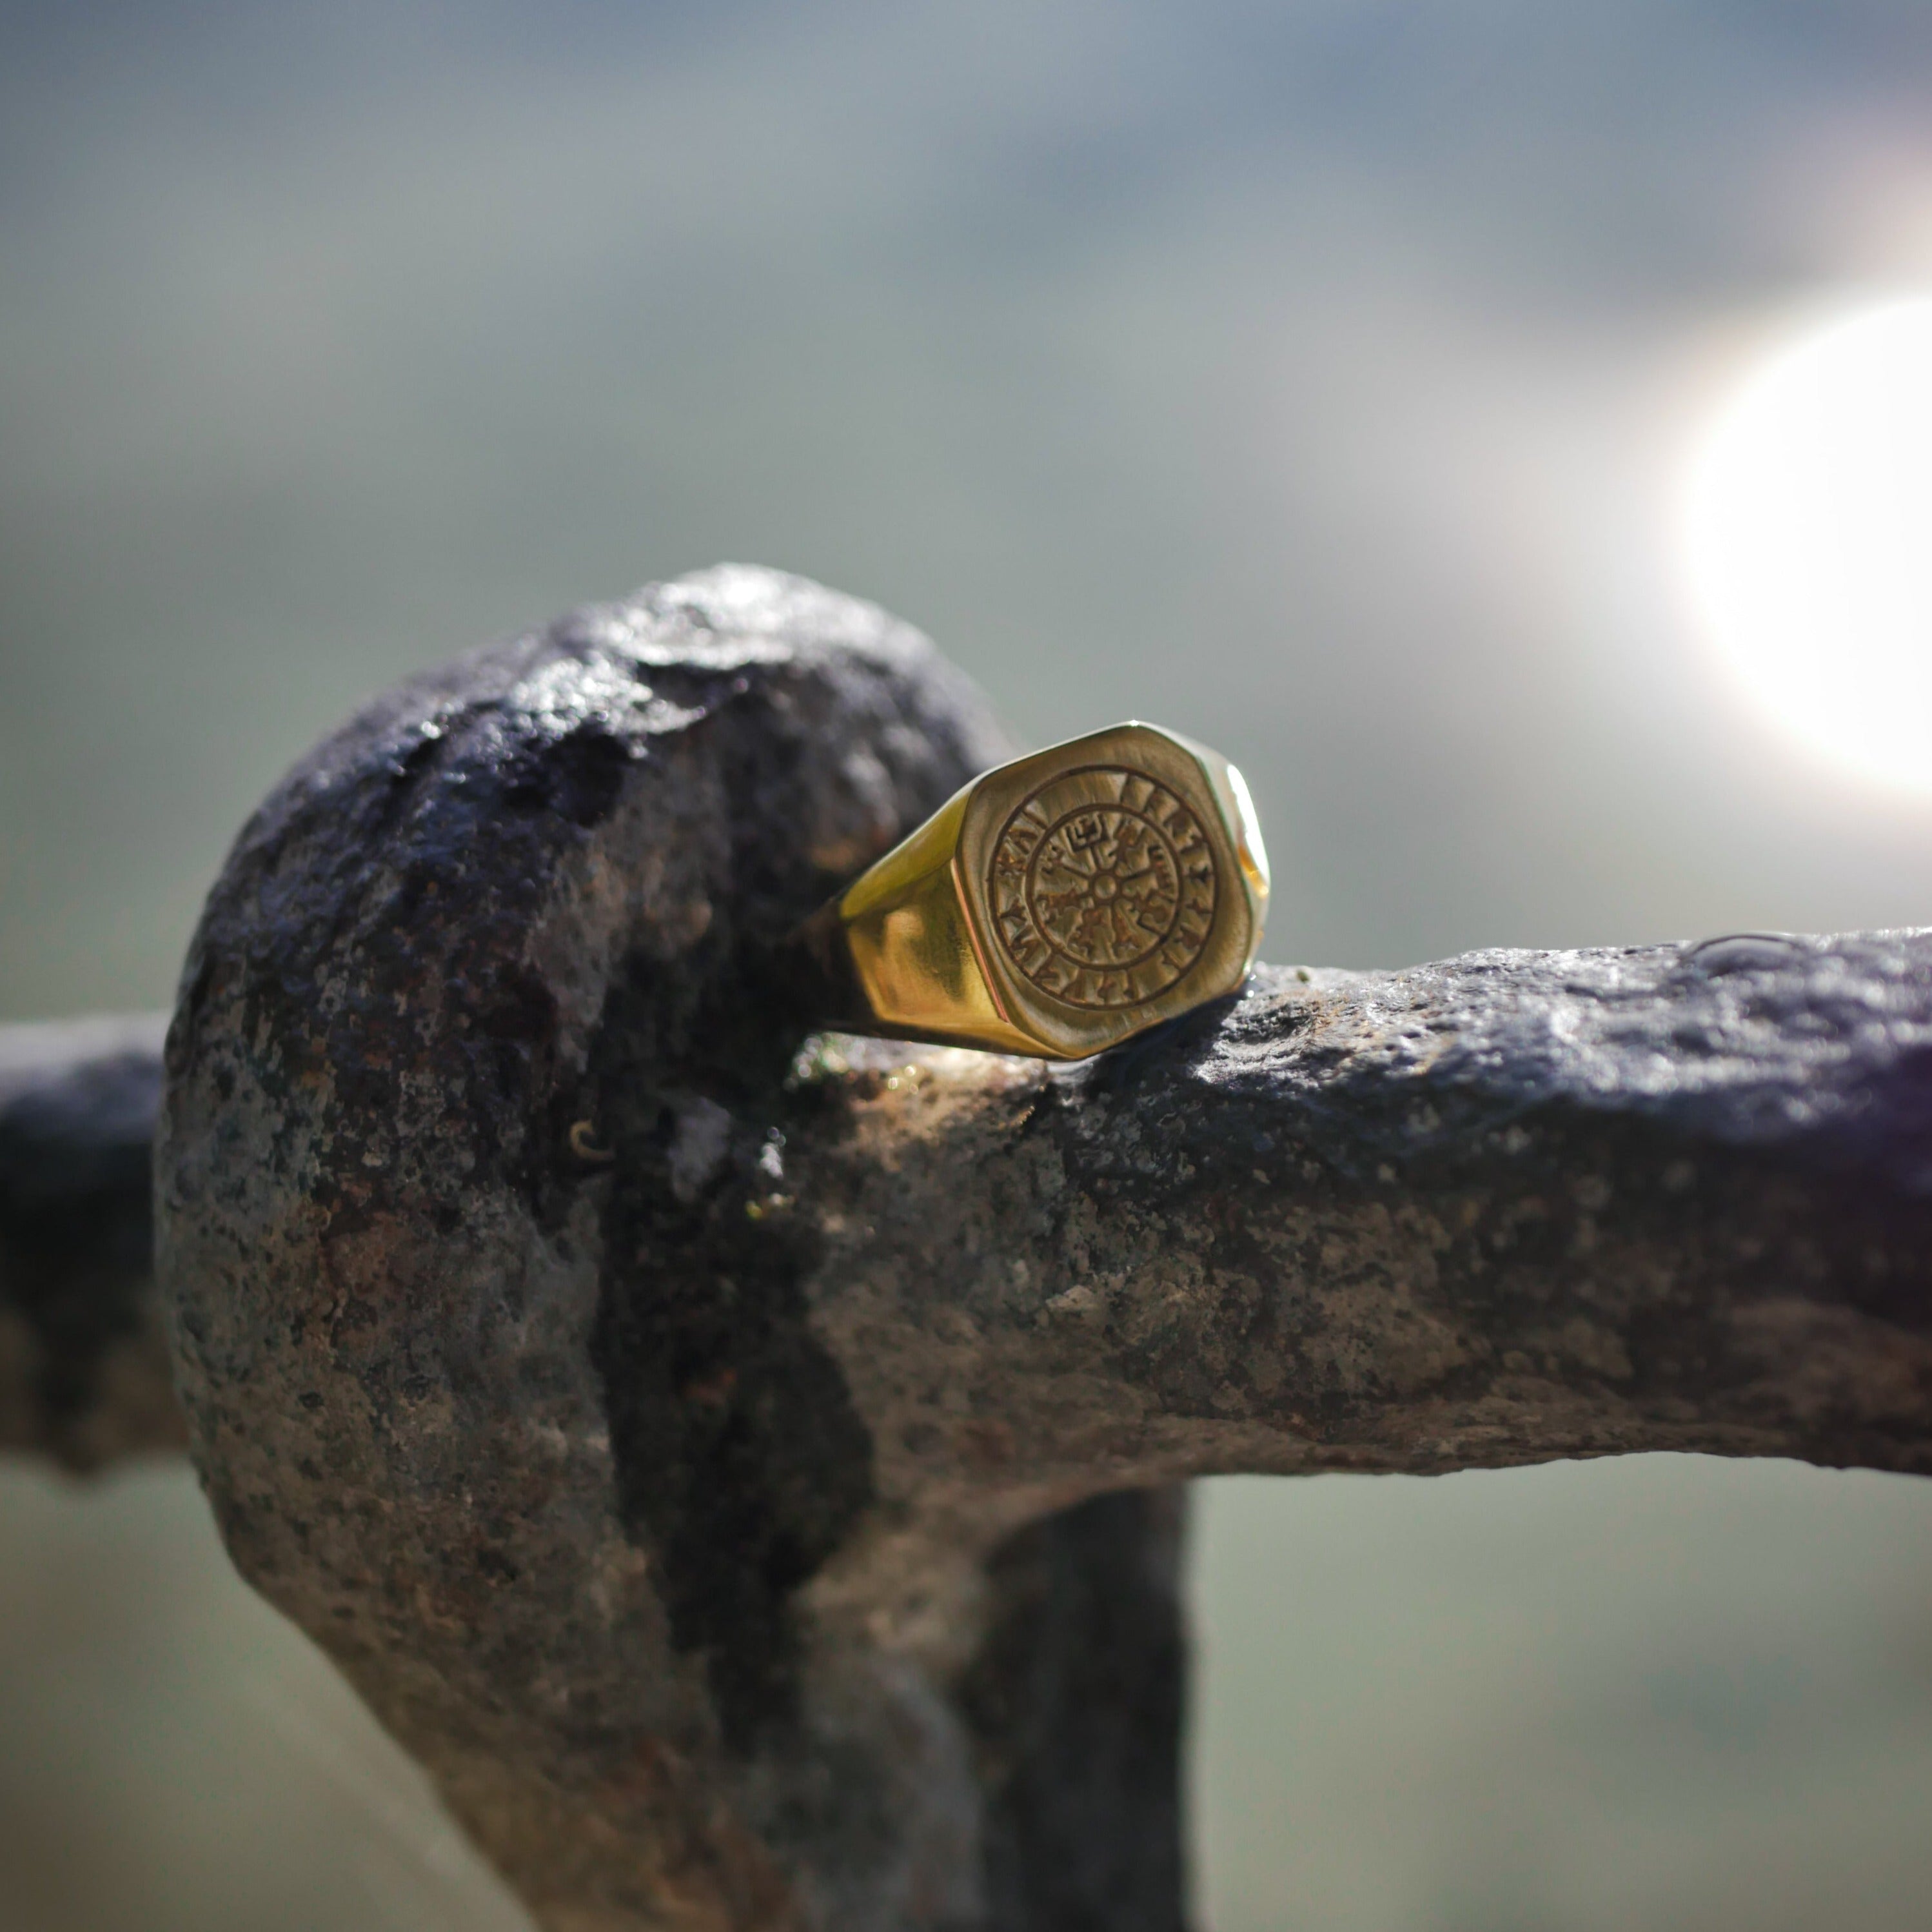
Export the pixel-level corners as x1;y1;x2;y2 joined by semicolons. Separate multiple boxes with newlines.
4;2;1932;1926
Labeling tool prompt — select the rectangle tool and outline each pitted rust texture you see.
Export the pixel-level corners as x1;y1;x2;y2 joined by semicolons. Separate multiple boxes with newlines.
152;566;1932;1932
158;565;1089;1932
789;936;1932;1603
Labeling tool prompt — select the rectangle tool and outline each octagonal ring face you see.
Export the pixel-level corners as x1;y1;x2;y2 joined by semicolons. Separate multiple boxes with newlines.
954;722;1267;1056
987;767;1218;1009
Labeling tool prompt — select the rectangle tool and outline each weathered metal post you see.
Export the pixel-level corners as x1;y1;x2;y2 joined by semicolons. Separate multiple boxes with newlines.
14;564;1932;1930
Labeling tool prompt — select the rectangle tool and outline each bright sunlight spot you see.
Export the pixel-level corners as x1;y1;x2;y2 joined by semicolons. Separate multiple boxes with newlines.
1681;295;1932;791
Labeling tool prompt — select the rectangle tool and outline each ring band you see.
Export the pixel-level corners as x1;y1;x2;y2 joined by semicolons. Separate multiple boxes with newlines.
793;722;1270;1060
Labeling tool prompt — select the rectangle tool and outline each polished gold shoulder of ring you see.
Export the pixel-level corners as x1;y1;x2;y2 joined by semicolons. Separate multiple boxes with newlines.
792;721;1270;1061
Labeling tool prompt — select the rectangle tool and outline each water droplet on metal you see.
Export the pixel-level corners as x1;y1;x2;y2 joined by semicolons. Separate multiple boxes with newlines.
1686;933;1804;977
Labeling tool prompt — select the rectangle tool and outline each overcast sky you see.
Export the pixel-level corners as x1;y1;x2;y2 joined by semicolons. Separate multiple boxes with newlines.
8;0;1932;1012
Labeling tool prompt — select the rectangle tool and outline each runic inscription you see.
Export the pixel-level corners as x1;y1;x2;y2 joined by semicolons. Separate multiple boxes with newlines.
987;767;1218;1009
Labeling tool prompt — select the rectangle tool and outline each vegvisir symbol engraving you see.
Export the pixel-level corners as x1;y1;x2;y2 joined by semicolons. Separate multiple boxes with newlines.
989;767;1218;1009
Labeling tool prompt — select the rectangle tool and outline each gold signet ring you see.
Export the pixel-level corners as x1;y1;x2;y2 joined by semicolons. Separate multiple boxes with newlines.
793;722;1270;1060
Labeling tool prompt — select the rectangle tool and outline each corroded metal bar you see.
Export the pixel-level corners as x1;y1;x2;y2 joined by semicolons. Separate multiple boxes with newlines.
128;565;1932;1931
1;1014;184;1470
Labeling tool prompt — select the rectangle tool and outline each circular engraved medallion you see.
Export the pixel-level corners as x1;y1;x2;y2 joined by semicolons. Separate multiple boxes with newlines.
987;767;1219;1009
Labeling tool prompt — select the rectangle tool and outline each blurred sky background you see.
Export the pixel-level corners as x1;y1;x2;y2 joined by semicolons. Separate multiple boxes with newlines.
4;3;1932;1928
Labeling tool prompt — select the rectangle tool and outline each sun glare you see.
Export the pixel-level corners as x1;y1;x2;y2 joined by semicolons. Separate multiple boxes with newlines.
1681;295;1932;791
